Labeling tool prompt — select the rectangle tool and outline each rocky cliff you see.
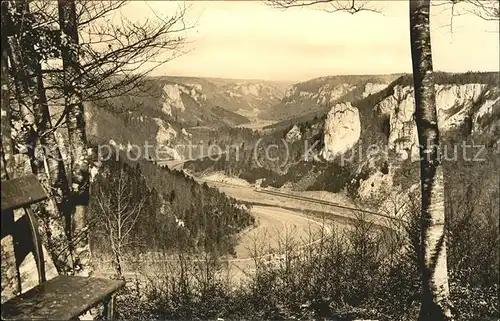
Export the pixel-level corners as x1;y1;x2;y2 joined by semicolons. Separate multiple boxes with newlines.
374;83;499;159
159;76;289;119
316;72;499;208
85;102;187;160
172;72;499;213
317;74;499;163
154;79;254;127
321;102;361;160
363;83;389;98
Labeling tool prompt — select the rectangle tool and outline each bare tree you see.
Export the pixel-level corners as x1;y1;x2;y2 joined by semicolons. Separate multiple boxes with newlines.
1;0;191;277
57;0;93;277
16;0;73;265
18;0;72;214
2;1;37;163
1;0;191;279
92;165;145;278
446;0;499;22
269;0;381;13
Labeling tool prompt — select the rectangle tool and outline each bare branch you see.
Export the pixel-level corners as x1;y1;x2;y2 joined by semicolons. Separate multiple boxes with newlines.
267;0;382;14
461;0;500;21
433;0;499;34
33;0;194;107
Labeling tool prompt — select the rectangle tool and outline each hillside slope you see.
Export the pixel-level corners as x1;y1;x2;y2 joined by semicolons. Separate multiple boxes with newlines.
89;147;255;257
83;76;292;155
259;74;402;121
186;72;500;200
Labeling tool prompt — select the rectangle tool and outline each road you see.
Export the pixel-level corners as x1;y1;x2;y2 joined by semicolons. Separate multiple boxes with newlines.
96;159;336;280
233;205;329;259
157;159;338;258
95;203;331;282
157;159;396;228
95;159;390;281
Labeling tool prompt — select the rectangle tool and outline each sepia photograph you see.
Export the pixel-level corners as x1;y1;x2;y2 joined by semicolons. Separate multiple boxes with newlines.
0;0;498;320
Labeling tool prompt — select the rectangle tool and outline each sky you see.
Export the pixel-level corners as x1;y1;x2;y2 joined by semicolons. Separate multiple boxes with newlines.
117;1;499;82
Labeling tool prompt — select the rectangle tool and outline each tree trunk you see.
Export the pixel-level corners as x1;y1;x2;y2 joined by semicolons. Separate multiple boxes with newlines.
33;62;73;228
2;1;36;162
3;0;74;273
17;0;72;215
409;0;452;320
18;0;74;273
58;0;91;276
1;16;12;180
113;247;123;279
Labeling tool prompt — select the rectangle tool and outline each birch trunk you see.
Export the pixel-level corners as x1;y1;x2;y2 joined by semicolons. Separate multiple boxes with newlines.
58;0;91;276
409;0;453;319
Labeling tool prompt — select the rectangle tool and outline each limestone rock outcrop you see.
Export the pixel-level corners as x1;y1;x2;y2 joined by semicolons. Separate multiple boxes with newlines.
321;102;361;161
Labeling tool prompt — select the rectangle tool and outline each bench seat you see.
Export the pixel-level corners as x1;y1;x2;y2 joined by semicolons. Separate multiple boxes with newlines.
1;275;125;320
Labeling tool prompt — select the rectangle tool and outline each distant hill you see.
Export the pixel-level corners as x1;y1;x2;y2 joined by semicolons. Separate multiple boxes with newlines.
210;105;251;126
155;76;290;121
89;76;292;130
83;75;292;160
259;74;402;121
162;75;291;111
85;71;499;163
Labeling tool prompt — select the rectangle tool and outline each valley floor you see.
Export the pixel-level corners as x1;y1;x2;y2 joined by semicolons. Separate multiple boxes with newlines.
94;160;392;282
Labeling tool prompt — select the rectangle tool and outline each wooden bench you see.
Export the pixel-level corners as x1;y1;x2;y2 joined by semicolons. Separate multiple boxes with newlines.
1;175;125;320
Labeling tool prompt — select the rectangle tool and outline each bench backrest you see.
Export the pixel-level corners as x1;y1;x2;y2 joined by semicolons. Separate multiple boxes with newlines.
1;175;48;286
1;175;48;211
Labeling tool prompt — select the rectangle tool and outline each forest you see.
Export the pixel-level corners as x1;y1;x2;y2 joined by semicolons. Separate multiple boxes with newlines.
89;148;255;275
